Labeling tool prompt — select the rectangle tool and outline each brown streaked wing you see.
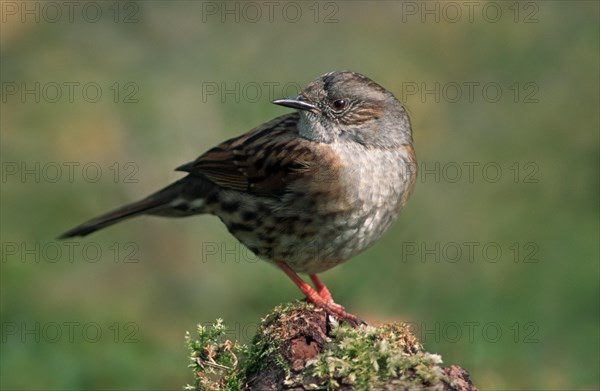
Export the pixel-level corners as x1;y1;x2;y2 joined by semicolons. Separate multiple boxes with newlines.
176;113;317;196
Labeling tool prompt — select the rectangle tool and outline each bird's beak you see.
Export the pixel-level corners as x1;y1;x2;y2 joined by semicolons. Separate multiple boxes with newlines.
272;96;319;113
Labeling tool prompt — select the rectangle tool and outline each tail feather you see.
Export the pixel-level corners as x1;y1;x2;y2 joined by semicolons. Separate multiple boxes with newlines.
58;198;168;239
58;180;187;239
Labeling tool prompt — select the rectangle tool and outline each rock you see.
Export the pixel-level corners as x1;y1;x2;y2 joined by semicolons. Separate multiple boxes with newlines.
185;302;478;390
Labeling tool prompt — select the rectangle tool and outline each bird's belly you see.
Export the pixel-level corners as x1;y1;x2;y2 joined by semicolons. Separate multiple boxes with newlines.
223;206;397;274
218;146;415;274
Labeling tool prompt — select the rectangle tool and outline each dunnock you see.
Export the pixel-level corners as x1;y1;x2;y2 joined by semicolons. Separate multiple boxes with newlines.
60;71;417;322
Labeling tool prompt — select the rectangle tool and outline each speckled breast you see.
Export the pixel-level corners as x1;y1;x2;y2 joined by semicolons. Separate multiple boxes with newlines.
216;142;417;274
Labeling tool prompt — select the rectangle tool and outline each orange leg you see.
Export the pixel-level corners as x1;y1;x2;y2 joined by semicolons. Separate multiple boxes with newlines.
275;261;360;323
310;274;334;303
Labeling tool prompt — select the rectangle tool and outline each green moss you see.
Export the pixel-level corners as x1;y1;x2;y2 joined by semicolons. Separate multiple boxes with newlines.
305;320;449;390
184;304;300;390
184;319;247;391
185;303;452;390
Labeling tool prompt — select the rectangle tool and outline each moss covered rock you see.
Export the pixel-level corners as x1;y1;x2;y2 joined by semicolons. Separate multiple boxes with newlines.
185;302;477;390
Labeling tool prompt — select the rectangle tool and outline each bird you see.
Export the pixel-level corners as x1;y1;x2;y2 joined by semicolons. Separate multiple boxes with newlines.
59;71;417;322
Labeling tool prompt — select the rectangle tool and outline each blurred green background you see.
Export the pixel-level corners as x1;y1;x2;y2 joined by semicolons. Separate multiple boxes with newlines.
1;1;598;390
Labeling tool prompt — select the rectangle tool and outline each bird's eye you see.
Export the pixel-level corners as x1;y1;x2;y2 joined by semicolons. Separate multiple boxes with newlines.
331;99;346;111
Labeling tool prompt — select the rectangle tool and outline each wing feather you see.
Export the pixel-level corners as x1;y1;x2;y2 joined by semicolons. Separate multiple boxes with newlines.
176;113;320;196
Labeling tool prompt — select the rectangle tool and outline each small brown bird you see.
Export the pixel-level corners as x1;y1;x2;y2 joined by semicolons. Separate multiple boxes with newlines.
60;71;417;322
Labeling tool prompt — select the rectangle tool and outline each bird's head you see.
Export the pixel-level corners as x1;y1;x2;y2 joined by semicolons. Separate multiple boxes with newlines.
273;71;412;148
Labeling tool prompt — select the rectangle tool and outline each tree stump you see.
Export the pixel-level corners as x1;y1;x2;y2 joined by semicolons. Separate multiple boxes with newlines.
185;302;478;390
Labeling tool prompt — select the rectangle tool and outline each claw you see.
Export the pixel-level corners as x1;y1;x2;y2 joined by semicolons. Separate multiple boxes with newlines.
275;261;365;325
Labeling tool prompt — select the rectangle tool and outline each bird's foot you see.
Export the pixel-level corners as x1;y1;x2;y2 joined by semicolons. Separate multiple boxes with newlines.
316;299;366;326
275;261;366;325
